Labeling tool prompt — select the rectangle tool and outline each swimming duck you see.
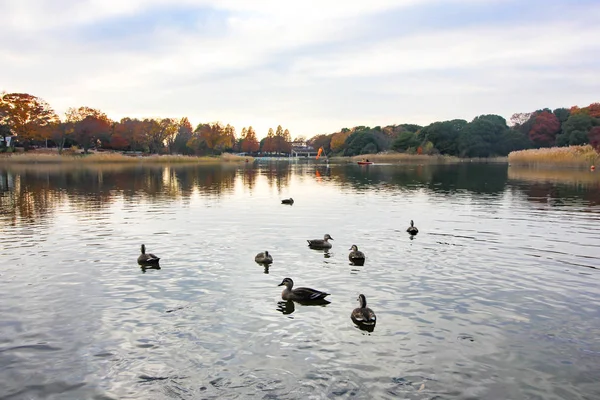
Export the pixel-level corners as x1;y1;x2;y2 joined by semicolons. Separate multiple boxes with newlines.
348;245;366;265
137;244;160;265
407;220;418;235
351;294;376;330
278;277;330;302
307;234;334;249
255;251;273;264
281;198;294;205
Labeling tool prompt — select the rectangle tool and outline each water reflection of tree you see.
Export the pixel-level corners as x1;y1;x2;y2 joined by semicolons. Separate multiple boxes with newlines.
263;162;291;193
331;164;509;195
0;165;241;224
0;169;68;226
241;164;259;191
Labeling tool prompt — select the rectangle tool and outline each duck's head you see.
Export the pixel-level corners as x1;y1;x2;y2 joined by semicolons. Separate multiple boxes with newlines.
410;220;414;227
357;294;367;307
349;244;358;251
141;244;146;254
278;277;294;289
324;234;334;241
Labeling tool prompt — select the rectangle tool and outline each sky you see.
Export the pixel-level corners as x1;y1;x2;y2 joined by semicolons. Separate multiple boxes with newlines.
1;0;599;140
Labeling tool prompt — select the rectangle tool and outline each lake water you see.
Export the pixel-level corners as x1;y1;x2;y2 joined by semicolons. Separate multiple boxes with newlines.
1;161;599;400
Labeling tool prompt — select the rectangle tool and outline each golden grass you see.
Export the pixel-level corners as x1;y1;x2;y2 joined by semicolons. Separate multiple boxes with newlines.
0;151;254;164
330;152;507;164
508;145;599;168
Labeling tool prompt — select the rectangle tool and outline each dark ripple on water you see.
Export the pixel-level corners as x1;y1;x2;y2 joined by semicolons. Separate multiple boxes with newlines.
1;163;600;399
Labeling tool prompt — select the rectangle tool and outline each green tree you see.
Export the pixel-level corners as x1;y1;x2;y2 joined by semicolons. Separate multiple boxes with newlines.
421;119;467;155
391;131;421;152
557;114;594;146
173;117;194;155
459;115;508;157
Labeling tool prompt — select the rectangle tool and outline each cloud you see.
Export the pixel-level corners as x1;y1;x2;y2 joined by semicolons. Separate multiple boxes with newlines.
1;0;599;138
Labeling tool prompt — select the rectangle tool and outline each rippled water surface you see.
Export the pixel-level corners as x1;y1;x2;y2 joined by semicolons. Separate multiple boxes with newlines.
1;161;599;400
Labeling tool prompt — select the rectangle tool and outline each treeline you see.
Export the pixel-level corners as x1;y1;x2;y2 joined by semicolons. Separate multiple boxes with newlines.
0;92;294;155
307;103;600;157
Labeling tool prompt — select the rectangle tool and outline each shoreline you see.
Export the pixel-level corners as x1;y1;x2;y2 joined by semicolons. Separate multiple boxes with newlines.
0;151;253;165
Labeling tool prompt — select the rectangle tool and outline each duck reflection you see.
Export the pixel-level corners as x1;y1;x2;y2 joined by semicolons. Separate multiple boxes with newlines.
140;265;161;273
276;300;295;315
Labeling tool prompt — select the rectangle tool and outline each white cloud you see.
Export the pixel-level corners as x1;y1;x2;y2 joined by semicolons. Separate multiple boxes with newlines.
1;0;599;138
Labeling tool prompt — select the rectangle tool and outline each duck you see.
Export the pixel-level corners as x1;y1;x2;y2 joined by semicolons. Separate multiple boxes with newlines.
348;245;366;265
307;234;334;249
281;198;294;205
137;244;160;265
407;220;418;235
351;294;376;330
255;251;273;264
278;277;330;302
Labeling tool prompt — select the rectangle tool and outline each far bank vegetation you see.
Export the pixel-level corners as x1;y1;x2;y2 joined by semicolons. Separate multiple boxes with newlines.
1;92;599;165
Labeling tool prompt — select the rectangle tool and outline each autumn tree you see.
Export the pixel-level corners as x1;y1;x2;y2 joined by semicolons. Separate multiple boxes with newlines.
65;106;112;151
74;116;111;153
262;128;275;153
47;121;74;153
308;134;332;154
0;93;58;145
160;118;180;154
241;126;259;153
188;122;234;154
528;111;560;147
224;124;236;152
589;126;600;153
330;130;351;152
113;118;144;151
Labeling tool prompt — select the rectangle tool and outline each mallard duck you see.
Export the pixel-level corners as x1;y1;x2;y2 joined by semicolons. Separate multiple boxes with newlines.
407;220;418;235
278;277;330;302
307;234;334;249
255;251;273;264
348;245;365;264
281;198;294;205
351;294;376;330
137;244;160;265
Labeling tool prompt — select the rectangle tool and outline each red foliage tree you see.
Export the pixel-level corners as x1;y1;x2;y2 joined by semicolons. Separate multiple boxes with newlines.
586;103;600;118
529;111;560;147
74;115;111;153
0;92;58;143
589;126;600;153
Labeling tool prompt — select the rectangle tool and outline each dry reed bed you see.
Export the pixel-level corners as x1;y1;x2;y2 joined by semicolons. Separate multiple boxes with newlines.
508;145;599;168
0;152;253;164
